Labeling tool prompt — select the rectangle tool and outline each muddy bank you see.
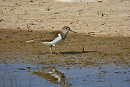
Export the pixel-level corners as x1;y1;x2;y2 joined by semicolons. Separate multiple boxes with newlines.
0;29;130;67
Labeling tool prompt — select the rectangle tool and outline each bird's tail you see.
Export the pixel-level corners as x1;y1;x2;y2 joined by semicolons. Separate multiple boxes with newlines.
41;41;52;45
26;40;54;46
26;40;35;43
26;39;48;44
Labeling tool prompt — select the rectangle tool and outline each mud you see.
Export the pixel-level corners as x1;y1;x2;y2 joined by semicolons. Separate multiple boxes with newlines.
0;29;130;67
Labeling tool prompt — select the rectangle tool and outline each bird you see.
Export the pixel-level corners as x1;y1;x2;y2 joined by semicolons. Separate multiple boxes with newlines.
26;26;77;56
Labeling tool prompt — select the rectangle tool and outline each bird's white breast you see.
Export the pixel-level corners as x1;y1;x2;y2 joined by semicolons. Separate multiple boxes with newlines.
41;33;62;46
51;34;62;44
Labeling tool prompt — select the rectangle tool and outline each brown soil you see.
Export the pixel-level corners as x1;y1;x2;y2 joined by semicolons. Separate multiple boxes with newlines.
0;29;130;67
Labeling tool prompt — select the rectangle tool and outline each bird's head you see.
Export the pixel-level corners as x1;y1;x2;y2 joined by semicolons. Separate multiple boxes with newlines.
62;26;77;33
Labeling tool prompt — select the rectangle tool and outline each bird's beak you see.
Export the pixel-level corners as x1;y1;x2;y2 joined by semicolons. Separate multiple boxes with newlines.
69;29;77;33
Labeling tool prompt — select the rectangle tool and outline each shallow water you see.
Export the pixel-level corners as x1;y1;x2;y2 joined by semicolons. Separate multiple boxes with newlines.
0;64;130;87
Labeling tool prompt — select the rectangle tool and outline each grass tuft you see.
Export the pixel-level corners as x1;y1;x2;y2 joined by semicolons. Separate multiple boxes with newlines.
4;47;8;58
82;45;85;53
34;43;40;58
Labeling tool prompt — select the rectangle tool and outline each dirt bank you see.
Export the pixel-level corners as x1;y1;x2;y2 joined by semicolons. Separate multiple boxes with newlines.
0;29;130;67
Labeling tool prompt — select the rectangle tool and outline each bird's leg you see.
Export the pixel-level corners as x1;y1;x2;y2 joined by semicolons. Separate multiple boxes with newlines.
50;45;53;56
54;47;62;56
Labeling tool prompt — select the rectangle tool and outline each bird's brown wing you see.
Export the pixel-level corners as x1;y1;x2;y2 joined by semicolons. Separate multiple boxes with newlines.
26;30;61;42
40;30;61;42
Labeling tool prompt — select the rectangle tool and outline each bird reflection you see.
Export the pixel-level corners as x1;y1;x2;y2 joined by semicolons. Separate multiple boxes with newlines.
30;68;71;87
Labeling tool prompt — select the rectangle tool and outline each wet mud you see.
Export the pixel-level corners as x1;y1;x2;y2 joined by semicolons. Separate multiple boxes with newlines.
0;29;130;67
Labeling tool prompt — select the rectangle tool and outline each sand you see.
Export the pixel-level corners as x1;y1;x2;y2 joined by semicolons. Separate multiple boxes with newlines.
0;0;130;37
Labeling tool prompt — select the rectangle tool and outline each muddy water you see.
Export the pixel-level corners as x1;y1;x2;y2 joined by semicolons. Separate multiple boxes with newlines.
0;64;129;87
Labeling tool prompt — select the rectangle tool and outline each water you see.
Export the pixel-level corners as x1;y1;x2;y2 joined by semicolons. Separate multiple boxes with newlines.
0;64;130;87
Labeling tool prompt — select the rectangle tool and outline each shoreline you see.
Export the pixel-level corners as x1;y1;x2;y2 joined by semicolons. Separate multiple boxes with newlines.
0;29;129;66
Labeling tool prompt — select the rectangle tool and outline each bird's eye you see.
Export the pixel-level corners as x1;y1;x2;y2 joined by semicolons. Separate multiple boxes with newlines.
66;27;70;30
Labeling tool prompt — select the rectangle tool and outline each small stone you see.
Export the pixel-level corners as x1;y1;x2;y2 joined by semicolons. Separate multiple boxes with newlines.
97;0;103;2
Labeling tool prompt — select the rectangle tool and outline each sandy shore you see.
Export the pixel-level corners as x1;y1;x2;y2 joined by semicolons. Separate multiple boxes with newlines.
0;0;130;66
0;0;130;37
